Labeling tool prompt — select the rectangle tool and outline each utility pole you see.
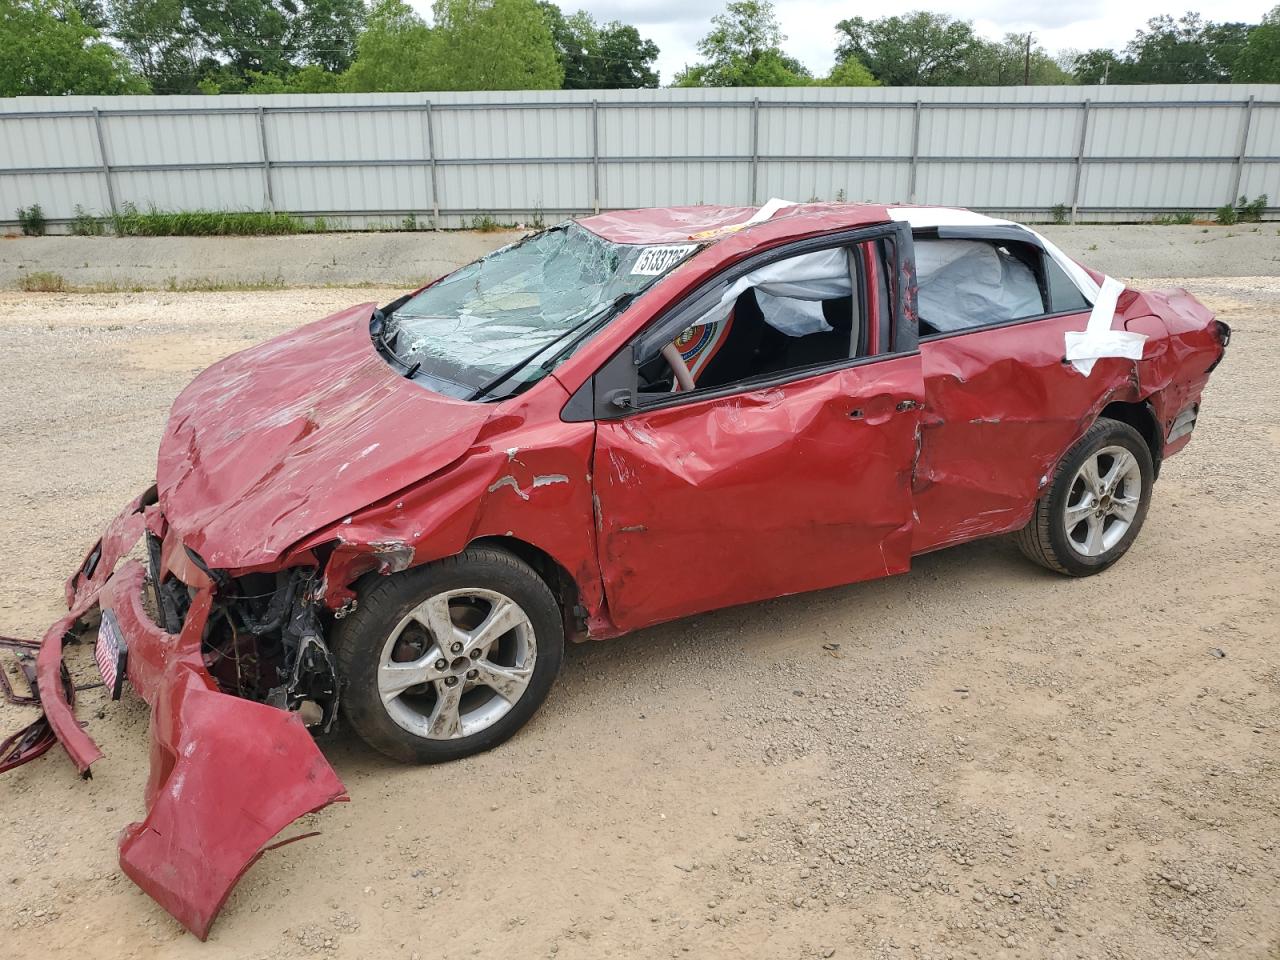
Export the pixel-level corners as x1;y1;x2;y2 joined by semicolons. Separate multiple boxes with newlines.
1023;32;1033;85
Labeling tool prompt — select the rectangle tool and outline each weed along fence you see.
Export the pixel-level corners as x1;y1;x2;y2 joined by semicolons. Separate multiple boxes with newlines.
2;85;1279;232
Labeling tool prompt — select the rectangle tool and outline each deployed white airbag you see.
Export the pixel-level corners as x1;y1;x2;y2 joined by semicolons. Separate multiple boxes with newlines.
915;239;1044;332
698;246;851;336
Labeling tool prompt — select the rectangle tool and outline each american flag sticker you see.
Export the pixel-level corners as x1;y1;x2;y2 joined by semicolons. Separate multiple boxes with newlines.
95;611;128;701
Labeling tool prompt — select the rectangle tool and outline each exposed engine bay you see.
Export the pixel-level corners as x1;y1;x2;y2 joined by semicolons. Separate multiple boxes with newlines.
155;550;341;731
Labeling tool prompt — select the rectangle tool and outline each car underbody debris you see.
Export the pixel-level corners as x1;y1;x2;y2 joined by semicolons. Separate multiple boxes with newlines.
0;490;350;940
0;636;76;774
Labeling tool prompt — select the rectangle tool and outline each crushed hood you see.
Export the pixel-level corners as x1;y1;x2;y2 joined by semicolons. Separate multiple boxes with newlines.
156;303;493;570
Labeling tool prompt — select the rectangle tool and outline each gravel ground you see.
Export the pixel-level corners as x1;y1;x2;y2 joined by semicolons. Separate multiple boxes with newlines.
0;276;1276;959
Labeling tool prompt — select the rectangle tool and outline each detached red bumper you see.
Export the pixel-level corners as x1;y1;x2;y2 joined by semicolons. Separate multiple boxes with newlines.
23;492;348;940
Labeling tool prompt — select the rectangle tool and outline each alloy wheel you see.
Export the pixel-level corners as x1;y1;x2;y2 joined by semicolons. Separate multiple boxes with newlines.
1062;445;1143;558
376;588;537;740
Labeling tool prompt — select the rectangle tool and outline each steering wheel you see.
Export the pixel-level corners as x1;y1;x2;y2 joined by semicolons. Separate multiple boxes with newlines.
661;343;696;392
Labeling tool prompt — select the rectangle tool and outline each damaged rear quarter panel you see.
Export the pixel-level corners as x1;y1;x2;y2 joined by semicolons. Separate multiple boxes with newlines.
1123;288;1224;457
910;285;1224;554
911;309;1146;554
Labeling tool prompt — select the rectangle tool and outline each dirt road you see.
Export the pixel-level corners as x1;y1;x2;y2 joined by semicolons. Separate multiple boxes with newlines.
0;279;1276;960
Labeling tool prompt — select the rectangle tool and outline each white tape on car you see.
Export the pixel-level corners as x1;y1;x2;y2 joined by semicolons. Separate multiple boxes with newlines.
1063;275;1147;376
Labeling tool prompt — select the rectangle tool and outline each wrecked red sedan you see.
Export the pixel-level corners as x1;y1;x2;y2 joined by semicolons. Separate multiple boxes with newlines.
18;201;1227;938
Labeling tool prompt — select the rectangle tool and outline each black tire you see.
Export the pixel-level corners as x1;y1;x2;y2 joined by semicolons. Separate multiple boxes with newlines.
1015;417;1155;577
332;545;564;763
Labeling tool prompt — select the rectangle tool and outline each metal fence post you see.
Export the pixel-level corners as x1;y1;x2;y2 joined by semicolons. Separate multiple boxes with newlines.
1229;95;1256;205
91;107;117;217
750;97;761;205
256;106;274;212
591;99;601;215
907;100;922;203
1069;99;1090;225
424;100;440;224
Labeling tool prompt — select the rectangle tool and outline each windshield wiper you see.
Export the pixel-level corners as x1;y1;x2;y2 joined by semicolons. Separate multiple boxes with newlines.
467;293;635;402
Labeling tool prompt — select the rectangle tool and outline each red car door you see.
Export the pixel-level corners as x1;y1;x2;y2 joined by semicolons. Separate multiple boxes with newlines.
587;231;924;634
908;230;1107;554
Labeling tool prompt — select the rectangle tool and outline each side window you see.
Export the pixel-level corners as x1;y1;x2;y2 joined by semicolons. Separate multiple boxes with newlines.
914;237;1048;337
635;242;880;398
1045;256;1091;313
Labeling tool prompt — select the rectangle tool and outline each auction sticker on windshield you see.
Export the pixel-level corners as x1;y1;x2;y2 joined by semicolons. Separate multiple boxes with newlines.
631;245;697;276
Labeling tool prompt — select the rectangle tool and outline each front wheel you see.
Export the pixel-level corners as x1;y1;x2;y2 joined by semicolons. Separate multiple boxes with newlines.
333;546;564;763
1015;417;1154;577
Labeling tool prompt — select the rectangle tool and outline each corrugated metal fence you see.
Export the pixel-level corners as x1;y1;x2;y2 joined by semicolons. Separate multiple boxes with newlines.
2;85;1278;230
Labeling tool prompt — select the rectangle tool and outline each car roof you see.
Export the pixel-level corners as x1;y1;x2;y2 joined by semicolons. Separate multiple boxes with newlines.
577;202;893;245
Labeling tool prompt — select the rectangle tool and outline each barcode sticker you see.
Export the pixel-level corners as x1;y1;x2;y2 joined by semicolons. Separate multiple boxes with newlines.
631;245;697;276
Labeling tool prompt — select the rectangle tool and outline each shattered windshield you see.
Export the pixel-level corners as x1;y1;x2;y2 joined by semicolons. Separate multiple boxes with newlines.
380;223;695;400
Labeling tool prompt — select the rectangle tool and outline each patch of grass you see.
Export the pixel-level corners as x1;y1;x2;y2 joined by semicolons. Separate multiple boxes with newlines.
16;203;46;236
401;213;419;231
110;202;307;237
10;275;294;294
69;204;106;236
19;270;66;292
1154;211;1196;225
1050;203;1069;225
1235;193;1268;223
164;275;287;292
469;214;505;232
1215;204;1239;226
308;216;329;233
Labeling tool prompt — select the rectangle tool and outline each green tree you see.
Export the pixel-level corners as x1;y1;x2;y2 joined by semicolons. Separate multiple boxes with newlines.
71;0;105;27
294;0;365;72
541;6;660;90
1071;12;1256;85
1235;6;1280;81
969;33;1075;85
245;63;341;93
184;0;291;77
1068;48;1121;84
108;0;363;92
835;12;984;86
539;3;592;86
823;58;876;86
340;0;435;92
429;0;563;90
1;0;149;95
108;0;208;94
1123;13;1244;82
673;0;811;87
594;21;659;88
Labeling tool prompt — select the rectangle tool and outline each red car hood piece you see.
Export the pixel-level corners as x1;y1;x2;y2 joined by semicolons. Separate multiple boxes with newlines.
156;303;493;570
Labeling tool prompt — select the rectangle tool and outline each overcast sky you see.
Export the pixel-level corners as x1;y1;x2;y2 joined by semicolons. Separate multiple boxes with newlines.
411;1;1275;83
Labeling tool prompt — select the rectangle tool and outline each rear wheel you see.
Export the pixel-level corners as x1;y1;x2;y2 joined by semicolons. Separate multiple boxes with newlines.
333;546;564;763
1015;417;1154;576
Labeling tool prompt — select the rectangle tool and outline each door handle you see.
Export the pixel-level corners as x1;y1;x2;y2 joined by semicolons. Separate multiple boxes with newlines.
896;399;921;412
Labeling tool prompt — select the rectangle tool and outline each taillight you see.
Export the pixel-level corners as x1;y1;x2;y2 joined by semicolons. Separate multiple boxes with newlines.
1206;320;1230;373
